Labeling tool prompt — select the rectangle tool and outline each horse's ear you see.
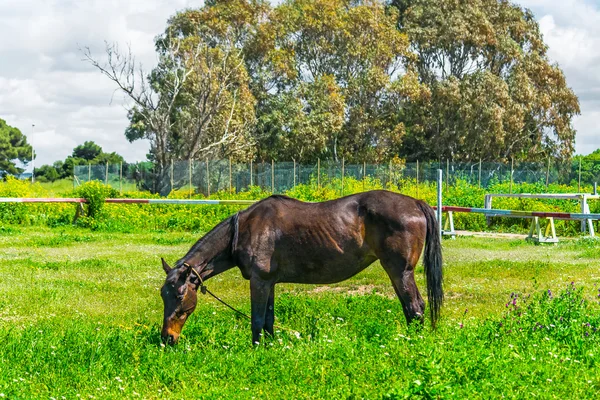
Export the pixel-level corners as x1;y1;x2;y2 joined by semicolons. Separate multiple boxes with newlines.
161;258;172;274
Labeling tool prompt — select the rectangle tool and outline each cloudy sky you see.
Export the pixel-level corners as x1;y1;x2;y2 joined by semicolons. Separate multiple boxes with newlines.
0;0;599;168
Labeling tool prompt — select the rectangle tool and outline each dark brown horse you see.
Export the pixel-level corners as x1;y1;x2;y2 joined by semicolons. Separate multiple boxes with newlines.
160;190;443;345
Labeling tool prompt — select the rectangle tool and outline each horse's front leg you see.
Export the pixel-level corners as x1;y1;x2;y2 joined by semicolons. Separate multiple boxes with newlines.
264;284;275;337
250;277;272;345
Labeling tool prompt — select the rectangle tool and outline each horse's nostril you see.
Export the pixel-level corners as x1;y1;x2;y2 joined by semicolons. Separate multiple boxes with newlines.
161;334;175;345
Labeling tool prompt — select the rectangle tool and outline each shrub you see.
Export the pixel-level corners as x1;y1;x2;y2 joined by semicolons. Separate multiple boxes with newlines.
75;181;119;221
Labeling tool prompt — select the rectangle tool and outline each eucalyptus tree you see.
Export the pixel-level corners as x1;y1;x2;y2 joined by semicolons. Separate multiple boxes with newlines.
252;0;423;163
392;0;580;162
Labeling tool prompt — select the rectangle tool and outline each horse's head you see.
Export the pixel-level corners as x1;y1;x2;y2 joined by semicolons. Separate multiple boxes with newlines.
160;258;200;345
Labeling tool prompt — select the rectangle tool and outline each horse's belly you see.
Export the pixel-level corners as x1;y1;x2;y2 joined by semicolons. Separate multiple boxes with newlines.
271;219;374;284
276;250;376;284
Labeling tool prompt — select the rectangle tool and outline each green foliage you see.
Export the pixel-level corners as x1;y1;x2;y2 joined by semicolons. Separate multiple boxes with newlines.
75;181;119;221
0;118;32;177
90;1;261;183
35;141;126;181
395;0;580;162
2;174;599;236
34;164;60;182
73;141;103;161
257;75;345;162
583;148;600;161
494;284;599;345
0;177;74;226
254;0;418;163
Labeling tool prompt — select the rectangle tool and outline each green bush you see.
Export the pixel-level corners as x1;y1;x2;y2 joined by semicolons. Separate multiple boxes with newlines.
0;177;73;226
75;181;119;222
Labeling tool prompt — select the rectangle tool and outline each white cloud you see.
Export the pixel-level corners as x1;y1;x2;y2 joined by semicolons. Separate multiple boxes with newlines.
521;0;600;155
0;0;203;169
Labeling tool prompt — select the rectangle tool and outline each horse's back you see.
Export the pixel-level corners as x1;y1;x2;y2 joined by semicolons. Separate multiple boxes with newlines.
358;190;427;226
244;190;425;230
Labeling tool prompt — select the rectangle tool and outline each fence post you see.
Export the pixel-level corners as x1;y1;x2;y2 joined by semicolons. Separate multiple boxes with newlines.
363;161;366;191
293;159;296;188
581;194;588;233
446;159;450;193
88;163;91;182
119;162;123;194
271;159;275;193
437;169;443;241
509;157;514;194
250;160;253;187
546;157;550;189
229;157;232;193
578;157;582;193
170;159;174;193
341;157;345;196
318;158;321;189
189;159;192;198
105;162;109;186
416;160;419;198
206;158;210;197
388;159;392;189
478;158;482;189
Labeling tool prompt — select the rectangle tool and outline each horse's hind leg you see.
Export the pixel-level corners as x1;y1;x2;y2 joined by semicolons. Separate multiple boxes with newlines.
379;247;425;326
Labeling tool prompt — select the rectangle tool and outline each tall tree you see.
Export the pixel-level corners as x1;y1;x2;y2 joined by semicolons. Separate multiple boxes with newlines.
252;0;422;163
0;119;33;177
35;142;126;181
392;0;580;162
73;141;102;161
256;75;345;161
33;165;60;182
84;1;261;193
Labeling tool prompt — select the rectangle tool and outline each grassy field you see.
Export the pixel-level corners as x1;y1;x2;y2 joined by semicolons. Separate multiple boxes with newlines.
1;228;600;398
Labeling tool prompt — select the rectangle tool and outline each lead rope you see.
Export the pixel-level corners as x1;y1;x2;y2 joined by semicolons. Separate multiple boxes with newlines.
190;265;252;320
187;264;298;336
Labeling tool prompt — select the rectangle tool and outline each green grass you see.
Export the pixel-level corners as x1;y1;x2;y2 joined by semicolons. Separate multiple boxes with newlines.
35;179;77;195
37;179;139;195
1;228;600;398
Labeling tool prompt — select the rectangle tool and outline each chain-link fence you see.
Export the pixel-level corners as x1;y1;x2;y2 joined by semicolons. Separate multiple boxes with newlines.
73;159;600;196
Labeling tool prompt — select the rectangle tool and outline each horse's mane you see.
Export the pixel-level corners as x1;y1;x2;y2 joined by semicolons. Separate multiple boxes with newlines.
176;213;239;268
175;195;296;269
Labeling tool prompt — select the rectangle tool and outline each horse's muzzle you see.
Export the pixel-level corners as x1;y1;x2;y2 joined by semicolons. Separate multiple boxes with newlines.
162;333;179;345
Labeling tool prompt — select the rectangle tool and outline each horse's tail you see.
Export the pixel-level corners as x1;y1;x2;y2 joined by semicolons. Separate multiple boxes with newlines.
416;200;443;329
